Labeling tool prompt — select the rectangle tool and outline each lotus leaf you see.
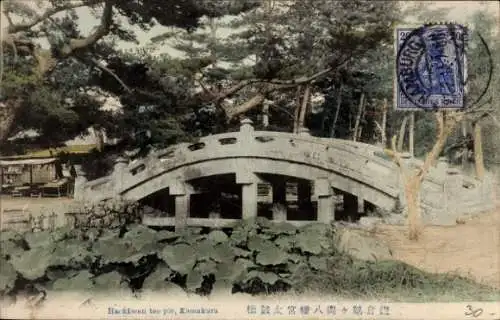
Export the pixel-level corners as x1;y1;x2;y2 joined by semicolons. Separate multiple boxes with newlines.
46;268;79;281
254;217;272;229
50;239;95;268
194;260;218;275
186;270;204;291
211;279;233;295
85;228;101;242
275;235;295;251
123;224;158;251
159;244;196;274
255;245;288;266
99;229;120;241
207;230;228;243
295;232;323;255
10;246;54;280
210;243;235;263
0;259;17;292
247;235;274;252
93;271;127;290
52;270;94;291
93;238;146;265
263;221;297;235
214;259;247;282
156;230;178;242
288;262;310;277
308;256;328;272
0;230;22;242
243;271;279;285
299;223;330;236
288;254;303;264
229;229;247;245
0;240;24;259
142;263;173;290
235;258;255;269
50;226;74;242
232;247;252;258
194;239;216;261
24;231;54;249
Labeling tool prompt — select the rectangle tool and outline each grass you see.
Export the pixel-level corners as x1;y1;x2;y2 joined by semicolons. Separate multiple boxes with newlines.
292;259;500;303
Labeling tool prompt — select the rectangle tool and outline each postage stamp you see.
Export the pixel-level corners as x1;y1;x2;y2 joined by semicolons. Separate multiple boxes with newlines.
395;23;468;110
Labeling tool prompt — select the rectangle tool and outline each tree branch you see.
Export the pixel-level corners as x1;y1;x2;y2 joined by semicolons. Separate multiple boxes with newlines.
6;1;104;34
88;57;132;93
213;66;335;103
60;1;113;57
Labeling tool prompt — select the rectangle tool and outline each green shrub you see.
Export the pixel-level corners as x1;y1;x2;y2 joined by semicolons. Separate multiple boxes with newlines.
0;216;498;302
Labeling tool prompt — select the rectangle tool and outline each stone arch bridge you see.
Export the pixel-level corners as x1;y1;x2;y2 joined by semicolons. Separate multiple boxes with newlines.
74;119;496;229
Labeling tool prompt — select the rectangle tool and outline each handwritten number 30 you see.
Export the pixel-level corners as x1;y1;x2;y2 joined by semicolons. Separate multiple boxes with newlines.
465;305;483;318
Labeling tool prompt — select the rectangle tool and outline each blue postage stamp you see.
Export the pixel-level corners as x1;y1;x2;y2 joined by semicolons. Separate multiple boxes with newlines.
395;23;468;110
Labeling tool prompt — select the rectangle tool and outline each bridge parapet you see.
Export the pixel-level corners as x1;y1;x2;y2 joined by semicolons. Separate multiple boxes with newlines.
78;120;496;227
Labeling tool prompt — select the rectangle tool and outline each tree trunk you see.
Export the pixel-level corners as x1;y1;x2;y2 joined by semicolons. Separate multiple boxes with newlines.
92;126;104;152
381;98;388;146
386;112;460;241
398;116;409;152
293;86;302;133
409;113;415;157
473;121;485;180
224;94;265;121
297;84;311;131
0;99;23;144
461;120;471;171
329;82;344;138
403;174;423;240
262;103;269;128
352;93;365;141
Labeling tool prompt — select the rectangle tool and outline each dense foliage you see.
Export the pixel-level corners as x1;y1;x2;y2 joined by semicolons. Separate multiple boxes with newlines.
1;209;497;302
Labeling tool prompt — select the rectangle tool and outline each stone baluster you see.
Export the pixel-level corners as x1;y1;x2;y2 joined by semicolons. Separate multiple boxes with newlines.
315;178;335;223
240;118;255;145
170;181;192;231
237;167;258;220
73;165;87;201
113;157;129;195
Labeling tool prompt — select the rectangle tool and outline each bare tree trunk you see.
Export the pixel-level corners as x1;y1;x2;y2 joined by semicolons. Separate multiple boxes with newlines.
381;98;388;146
297;84;311;130
262;103;269;128
398;116;409;152
409;113;415;157
0;99;23;144
473;121;485;180
461;120;469;170
92;126;104;152
293;86;302;133
386;112;460;241
329;81;344;138
352;93;365;141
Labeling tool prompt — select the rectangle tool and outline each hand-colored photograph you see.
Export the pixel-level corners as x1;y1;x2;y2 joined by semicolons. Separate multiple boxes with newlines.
1;1;499;319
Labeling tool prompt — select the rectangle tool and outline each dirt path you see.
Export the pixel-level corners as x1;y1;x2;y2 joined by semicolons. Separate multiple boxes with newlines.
373;207;500;288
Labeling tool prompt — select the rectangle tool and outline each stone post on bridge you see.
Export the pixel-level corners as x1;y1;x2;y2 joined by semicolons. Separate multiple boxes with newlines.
236;160;259;220
73;165;87;202
170;180;192;231
113;157;129;196
315;178;335;223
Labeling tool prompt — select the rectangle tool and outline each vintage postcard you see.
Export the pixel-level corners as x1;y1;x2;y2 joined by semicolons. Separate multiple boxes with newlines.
0;1;499;319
